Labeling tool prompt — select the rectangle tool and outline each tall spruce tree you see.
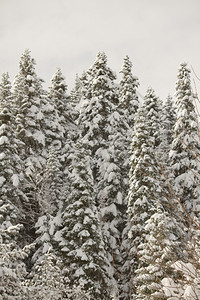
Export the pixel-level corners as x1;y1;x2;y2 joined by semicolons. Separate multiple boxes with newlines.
47;68;77;205
48;68;76;142
117;55;140;184
134;201;183;299
169;63;200;218
78;52;132;297
142;87;162;149
24;252;67;299
113;56;140;299
70;73;82;112
161;95;176;150
0;219;34;299
32;147;64;265
118;55;139;130
128;105;161;292
55;141;114;299
0;72;22;227
13;50;46;226
13;49;46;164
77;51;118;157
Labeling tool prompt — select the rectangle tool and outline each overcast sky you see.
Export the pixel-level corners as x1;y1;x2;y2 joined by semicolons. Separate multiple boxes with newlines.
1;0;200;100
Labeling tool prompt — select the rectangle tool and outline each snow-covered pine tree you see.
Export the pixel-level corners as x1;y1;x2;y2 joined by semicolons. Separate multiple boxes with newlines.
48;68;76;142
158;95;177;211
55;140;114;299
28;71;72;267
169;62;200;218
0;72;22;227
77;51;119;211
70;73;82;112
118;55;139;130
24;251;67;299
31;147;64;265
128;105;162;290
12;50;47;237
13;49;46;164
0;72;12;104
78;52;132;297
0;217;34;300
117;55;140;187
77;51;118;156
160;95;176;153
143;87;162;149
161;213;200;299
116;57;140;299
134;200;183;299
97;104;133;299
47;68;77;207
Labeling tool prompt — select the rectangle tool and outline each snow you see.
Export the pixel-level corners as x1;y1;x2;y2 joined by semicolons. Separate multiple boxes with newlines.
11;174;19;187
40;232;50;242
108;171;116;182
78;230;90;237
7;224;23;234
101;203;117;217
162;261;200;299
83;216;90;224
75;249;88;261
30;105;38;114
96;148;110;160
49;214;62;236
75;268;85;276
42;242;51;253
73;223;82;232
26;75;33;81
33;130;45;146
0;176;6;186
0;123;7;134
184;285;200;299
29;86;35;93
0;152;5;160
0;135;8;145
36;111;44;120
116;191;122;204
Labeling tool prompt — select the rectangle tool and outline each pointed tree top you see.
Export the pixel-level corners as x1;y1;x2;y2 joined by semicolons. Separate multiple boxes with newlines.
120;55;132;74
49;68;68;99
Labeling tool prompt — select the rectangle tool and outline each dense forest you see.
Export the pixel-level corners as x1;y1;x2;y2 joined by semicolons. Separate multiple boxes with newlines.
0;49;200;299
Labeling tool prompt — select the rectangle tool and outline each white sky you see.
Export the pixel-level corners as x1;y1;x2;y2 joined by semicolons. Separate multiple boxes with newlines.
1;0;200;100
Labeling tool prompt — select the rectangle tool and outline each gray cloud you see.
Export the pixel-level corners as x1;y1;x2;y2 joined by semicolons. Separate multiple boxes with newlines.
0;0;200;99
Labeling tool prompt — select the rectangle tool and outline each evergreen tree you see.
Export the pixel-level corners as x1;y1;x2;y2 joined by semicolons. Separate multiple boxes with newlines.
78;52;131;297
70;73;82;112
55;141;114;299
24;252;67;299
128;106;161;287
77;51;118;202
32;147;64;264
98;107;131;299
47;68;77;207
12;50;47;234
161;95;176;152
143;87;162;149
115;56;140;299
117;55;140;182
48;68;76;143
0;72;12;104
13;49;46;163
169;62;200;217
0;73;22;226
0;219;34;300
118;55;139;129
134;201;182;299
